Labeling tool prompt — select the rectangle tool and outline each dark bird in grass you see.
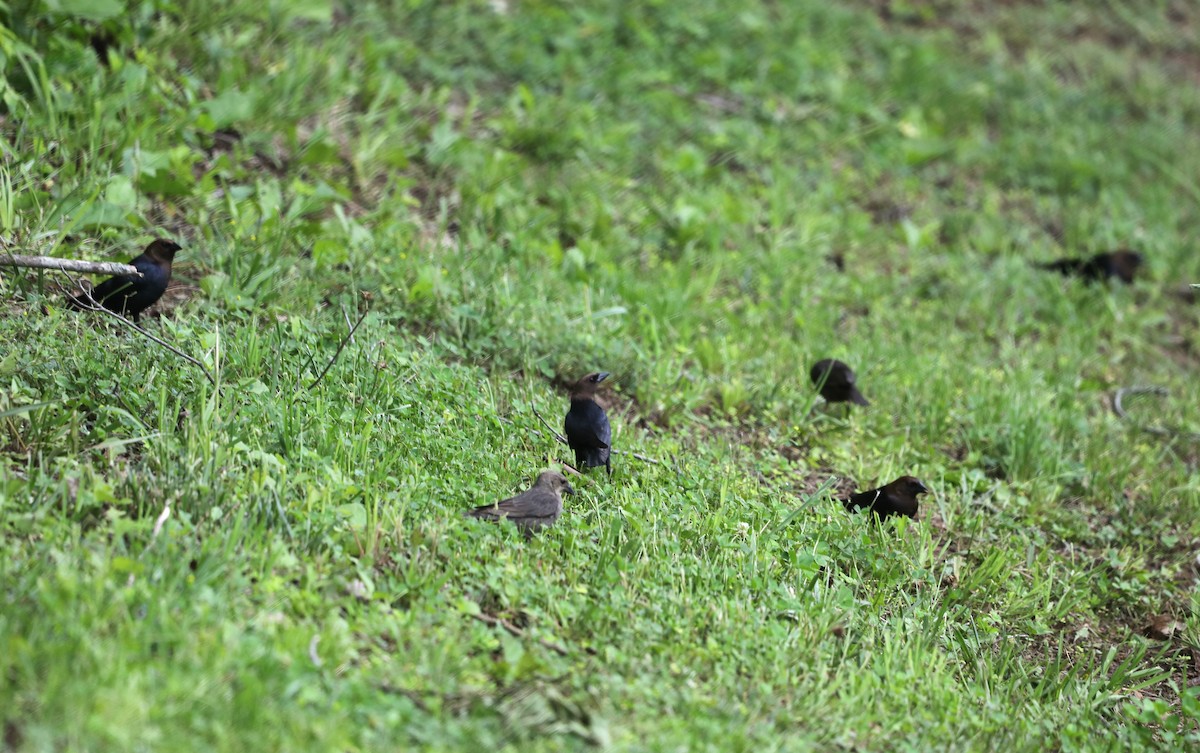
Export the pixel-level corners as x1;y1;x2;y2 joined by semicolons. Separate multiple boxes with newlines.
466;471;575;533
1036;250;1143;284
810;359;869;407
68;238;181;322
842;476;929;521
564;371;612;475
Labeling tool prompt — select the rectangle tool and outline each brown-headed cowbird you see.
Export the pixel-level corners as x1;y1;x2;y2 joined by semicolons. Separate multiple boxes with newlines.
564;371;612;475
811;359;868;406
465;471;575;533
69;238;181;322
842;476;929;520
1037;250;1142;284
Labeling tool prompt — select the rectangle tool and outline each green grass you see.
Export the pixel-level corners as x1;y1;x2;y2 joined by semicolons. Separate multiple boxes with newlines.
3;0;1200;749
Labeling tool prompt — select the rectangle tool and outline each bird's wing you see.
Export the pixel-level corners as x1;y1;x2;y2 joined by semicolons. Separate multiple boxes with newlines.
843;489;880;512
88;274;138;302
565;402;611;448
495;487;559;518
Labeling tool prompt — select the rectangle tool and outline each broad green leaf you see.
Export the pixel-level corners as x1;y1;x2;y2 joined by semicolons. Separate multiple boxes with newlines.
202;89;255;130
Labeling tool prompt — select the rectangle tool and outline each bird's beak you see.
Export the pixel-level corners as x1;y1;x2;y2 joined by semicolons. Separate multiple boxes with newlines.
596;372;610;382
917;481;930;495
563;484;576;496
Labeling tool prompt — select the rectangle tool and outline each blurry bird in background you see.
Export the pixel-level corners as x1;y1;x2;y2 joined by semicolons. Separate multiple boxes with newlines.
465;471;575;534
68;238;181;322
564;371;612;475
1036;250;1142;284
842;476;929;521
811;359;869;407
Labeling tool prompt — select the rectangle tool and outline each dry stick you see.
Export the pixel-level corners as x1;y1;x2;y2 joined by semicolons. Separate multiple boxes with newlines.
308;306;368;390
1112;386;1199;439
497;416;582;475
530;402;662;465
298;304;355;378
471;612;570;657
308;635;323;668
613;449;661;465
1;254;142;277
62;272;217;387
377;684;433;712
127;502;173;587
151;503;172;538
531;402;568;444
527;404;589;475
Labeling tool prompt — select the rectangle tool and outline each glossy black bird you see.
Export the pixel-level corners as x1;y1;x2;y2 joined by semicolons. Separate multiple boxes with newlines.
1036;250;1142;284
842;476;929;521
466;471;575;533
69;238;181;322
810;359;869;406
564;371;612;475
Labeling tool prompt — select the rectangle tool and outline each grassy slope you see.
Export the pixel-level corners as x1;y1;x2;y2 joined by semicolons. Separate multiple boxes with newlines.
2;0;1200;750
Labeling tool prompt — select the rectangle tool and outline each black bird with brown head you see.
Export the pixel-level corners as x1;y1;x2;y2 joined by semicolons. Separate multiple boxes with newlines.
1037;250;1143;285
564;371;612;476
68;238;181;322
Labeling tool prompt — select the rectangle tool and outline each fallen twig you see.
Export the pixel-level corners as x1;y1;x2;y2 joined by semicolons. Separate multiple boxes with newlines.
2;253;141;277
64;274;217;387
128;501;172;587
531;402;568;444
1113;386;1200;440
151;503;172;539
612;449;661;465
308;635;323;668
308;304;368;390
377;684;433;712
471;612;570;657
526;405;663;467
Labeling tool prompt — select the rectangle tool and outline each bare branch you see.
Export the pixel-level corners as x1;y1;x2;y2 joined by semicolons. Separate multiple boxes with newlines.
308;635;323;668
531;402;568;445
528;403;662;467
151;503;172;539
308;305;369;390
59;271;216;386
1113;386;1167;423
612;449;660;465
471;612;569;656
1113;386;1200;440
128;502;173;587
2;254;141;277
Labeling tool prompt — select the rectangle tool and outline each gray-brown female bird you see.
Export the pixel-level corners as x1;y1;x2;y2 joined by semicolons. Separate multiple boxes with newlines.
811;359;869;406
564;371;612;475
842;476;929;520
68;238;181;322
466;471;575;532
